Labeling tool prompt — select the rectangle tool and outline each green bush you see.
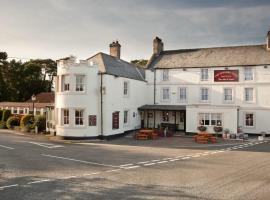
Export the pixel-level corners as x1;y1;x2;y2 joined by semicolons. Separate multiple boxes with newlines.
33;115;46;132
6;116;20;129
20;114;35;130
2;109;11;121
0;121;7;129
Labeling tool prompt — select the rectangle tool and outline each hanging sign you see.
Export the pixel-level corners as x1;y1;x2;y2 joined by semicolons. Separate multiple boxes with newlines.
214;70;239;82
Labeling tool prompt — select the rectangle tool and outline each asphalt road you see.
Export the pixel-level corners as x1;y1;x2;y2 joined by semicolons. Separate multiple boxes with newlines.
0;131;270;200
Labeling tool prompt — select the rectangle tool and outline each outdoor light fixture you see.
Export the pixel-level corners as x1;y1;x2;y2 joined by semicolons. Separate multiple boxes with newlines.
31;94;36;116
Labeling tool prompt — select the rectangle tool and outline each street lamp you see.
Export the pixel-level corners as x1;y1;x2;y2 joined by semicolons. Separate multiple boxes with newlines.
31;94;36;116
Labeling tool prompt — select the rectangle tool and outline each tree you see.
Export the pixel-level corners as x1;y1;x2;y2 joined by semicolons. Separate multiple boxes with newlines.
131;59;148;68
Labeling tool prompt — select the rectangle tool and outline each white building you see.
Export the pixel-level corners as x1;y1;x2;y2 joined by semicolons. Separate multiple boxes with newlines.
54;42;149;138
53;30;270;138
140;30;270;135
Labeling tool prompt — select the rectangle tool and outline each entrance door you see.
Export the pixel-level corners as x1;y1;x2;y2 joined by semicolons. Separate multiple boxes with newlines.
177;111;185;131
147;111;154;128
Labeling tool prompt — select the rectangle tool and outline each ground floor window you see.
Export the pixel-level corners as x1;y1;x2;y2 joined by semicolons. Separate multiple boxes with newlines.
245;113;254;127
19;108;24;114
12;108;18;114
124;110;129;124
62;109;69;125
199;113;222;126
75;109;84;125
162;111;169;122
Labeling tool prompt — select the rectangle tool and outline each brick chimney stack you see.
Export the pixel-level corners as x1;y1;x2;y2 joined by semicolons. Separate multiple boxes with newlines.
109;41;121;59
153;36;164;55
267;30;270;51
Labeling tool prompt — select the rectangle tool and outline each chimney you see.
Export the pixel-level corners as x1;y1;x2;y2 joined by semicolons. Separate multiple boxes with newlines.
267;30;270;51
109;41;121;59
153;36;164;55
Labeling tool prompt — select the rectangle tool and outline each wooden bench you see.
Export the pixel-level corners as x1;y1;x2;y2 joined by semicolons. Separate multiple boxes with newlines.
135;133;148;140
209;136;217;143
196;137;208;144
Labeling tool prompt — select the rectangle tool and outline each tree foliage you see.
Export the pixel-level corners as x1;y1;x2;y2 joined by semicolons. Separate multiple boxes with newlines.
0;51;57;101
131;59;148;68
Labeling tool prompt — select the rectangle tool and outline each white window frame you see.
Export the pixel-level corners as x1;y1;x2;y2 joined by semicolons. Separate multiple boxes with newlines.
244;87;255;102
200;68;209;81
200;87;210;102
62;109;69;126
62;74;70;92
198;113;222;127
178;87;187;103
75;74;85;92
75;109;84;126
244;67;254;81
223;87;233;103
161;87;170;102
161;69;169;81
244;112;255;128
123;81;129;97
19;108;24;115
12;107;18;114
123;110;129;125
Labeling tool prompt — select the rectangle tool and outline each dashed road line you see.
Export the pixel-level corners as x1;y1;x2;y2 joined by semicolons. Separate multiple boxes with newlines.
0;144;15;150
27;179;51;185
0;184;18;190
124;165;140;169
144;163;156;166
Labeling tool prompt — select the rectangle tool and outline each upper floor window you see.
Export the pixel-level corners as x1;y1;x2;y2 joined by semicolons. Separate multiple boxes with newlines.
179;87;187;103
62;75;70;91
224;88;233;102
75;109;84;126
123;81;129;96
201;69;209;81
244;88;254;102
161;88;170;101
76;75;85;91
200;88;209;101
244;67;253;81
162;69;169;81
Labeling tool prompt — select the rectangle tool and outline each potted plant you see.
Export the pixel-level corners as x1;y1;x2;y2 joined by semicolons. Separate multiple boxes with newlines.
197;125;207;133
223;129;230;139
213;126;223;137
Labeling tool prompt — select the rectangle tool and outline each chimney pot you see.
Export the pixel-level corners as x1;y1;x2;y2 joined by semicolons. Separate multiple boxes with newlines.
109;40;121;58
153;36;164;55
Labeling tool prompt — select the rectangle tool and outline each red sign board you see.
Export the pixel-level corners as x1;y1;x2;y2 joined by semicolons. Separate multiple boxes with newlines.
89;115;97;126
214;70;239;82
112;112;119;129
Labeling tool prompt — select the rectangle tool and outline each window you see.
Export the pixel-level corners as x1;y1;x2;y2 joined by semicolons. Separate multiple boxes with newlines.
63;109;69;125
179;87;187;103
162;70;169;81
12;108;18;114
201;69;209;81
36;109;41;115
124;110;129;124
161;88;170;101
19;108;24;114
76;75;85;91
244;88;254;102
75;109;84;125
162;111;169;122
244;67;253;81
123;81;129;96
224;88;233;101
62;75;70;91
199;113;222;126
200;88;209;101
245;113;254;127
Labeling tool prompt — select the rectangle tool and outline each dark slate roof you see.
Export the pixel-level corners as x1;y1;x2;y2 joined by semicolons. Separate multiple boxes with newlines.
87;53;145;81
147;44;270;69
138;104;186;111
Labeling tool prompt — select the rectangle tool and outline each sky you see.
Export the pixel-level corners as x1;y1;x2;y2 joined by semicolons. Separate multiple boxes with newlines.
0;0;270;62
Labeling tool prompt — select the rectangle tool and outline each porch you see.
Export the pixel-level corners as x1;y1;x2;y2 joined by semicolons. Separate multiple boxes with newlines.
138;105;186;132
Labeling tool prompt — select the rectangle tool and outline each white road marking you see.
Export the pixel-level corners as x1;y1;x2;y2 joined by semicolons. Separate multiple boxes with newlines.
169;159;179;162
41;154;120;168
63;176;77;179
157;161;168;164
124;165;140;169
106;169;122;173
144;163;156;166
191;155;200;158
181;157;190;160
26;142;63;149
0;184;18;190
27;179;51;185
137;161;150;164
0;144;15;150
162;157;173;160
120;163;134;167
151;159;160;162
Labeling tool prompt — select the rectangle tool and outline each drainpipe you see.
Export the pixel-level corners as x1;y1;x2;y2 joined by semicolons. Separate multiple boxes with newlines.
154;69;156;104
100;73;104;140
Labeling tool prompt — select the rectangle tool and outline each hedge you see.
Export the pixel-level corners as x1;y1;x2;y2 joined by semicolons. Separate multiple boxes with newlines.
2;109;11;121
20;114;35;129
6;116;20;129
0;110;3;121
33;115;46;132
0;121;7;129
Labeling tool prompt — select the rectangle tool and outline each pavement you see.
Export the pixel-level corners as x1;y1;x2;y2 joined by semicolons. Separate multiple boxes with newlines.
0;130;270;200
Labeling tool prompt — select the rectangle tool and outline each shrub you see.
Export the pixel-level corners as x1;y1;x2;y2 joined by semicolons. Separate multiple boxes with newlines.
33;115;46;132
6;116;20;129
197;126;207;132
0;109;3;120
213;126;223;133
20;114;35;130
0;121;7;129
2;109;11;121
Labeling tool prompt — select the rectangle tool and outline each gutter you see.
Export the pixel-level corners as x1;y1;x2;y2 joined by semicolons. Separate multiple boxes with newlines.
100;73;104;140
154;68;156;104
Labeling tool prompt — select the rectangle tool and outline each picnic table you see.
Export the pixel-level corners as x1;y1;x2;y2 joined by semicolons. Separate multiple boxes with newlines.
194;132;217;144
135;129;158;140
